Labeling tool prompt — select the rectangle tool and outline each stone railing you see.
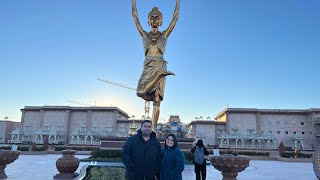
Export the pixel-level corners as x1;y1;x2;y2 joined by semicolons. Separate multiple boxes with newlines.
69;141;100;145
33;140;43;144
303;147;314;150
7;140;23;144
33;140;61;144
220;144;277;149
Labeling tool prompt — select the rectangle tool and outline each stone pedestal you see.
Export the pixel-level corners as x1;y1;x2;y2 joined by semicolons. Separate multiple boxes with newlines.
209;154;250;180
54;149;80;179
0;150;20;178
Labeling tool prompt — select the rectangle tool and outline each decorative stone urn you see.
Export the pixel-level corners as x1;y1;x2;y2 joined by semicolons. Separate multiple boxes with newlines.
313;144;320;179
209;154;250;180
0;150;20;178
54;149;80;179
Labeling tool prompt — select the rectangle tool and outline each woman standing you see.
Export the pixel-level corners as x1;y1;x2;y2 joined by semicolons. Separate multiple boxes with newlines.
191;140;209;180
160;134;185;180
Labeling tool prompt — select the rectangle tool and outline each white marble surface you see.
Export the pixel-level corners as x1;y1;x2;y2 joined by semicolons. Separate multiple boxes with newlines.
4;154;90;180
3;155;317;180
183;160;316;180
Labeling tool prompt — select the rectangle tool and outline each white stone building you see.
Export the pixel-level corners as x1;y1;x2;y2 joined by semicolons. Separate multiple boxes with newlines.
0;119;20;143
188;108;320;150
10;106;320;150
10;106;133;145
187;120;226;146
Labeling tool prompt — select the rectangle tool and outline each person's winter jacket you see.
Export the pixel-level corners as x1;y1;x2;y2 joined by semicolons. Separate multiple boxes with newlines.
160;146;185;180
122;130;161;180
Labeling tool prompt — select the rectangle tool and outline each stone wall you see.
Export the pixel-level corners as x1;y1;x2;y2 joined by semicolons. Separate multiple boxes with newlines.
0;120;21;142
89;111;117;134
219;108;320;149
69;111;89;135
259;113;313;148
23;110;42;137
17;106;131;144
187;121;226;146
196;124;215;146
228;113;257;135
0;121;6;140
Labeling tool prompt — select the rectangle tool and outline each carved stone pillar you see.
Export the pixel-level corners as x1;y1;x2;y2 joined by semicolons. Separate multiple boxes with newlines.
64;110;71;145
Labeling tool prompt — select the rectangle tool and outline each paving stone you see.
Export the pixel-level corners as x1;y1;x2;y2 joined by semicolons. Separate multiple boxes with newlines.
3;155;316;180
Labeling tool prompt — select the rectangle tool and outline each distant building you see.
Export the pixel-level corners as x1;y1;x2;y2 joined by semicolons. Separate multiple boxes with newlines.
188;108;320;150
9;106;138;145
187;120;225;146
0;119;20;143
10;106;320;150
9;106;187;146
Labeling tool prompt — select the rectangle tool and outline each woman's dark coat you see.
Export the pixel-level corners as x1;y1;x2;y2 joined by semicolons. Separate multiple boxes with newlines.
160;146;185;180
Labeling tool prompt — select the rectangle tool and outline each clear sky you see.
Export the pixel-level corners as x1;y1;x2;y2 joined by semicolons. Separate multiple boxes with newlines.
1;0;319;124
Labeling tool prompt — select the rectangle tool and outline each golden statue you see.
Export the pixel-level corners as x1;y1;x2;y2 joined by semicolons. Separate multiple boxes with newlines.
132;0;179;130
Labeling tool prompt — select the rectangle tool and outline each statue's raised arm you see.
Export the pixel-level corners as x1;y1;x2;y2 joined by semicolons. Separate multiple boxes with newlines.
132;0;145;37
163;0;180;38
133;0;178;131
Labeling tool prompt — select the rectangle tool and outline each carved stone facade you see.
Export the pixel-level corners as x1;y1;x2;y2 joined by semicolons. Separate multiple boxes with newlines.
10;106;133;145
187;120;225;146
9;106;320;150
189;108;320;150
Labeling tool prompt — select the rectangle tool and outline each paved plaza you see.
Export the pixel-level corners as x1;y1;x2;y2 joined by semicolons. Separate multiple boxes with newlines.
2;154;316;180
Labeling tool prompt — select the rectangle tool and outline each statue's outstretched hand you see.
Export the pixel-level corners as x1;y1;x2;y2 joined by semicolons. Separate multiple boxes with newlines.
157;70;175;76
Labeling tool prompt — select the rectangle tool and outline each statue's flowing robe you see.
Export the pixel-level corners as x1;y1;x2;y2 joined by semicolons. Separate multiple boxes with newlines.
137;33;168;102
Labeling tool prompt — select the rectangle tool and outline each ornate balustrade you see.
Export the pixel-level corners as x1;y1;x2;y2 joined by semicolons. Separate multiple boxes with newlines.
69;141;100;145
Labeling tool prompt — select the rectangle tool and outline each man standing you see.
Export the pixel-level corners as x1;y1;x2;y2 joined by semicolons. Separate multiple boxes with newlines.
122;120;161;180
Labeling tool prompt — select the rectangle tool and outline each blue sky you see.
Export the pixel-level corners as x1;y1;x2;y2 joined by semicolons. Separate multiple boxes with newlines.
0;0;319;123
